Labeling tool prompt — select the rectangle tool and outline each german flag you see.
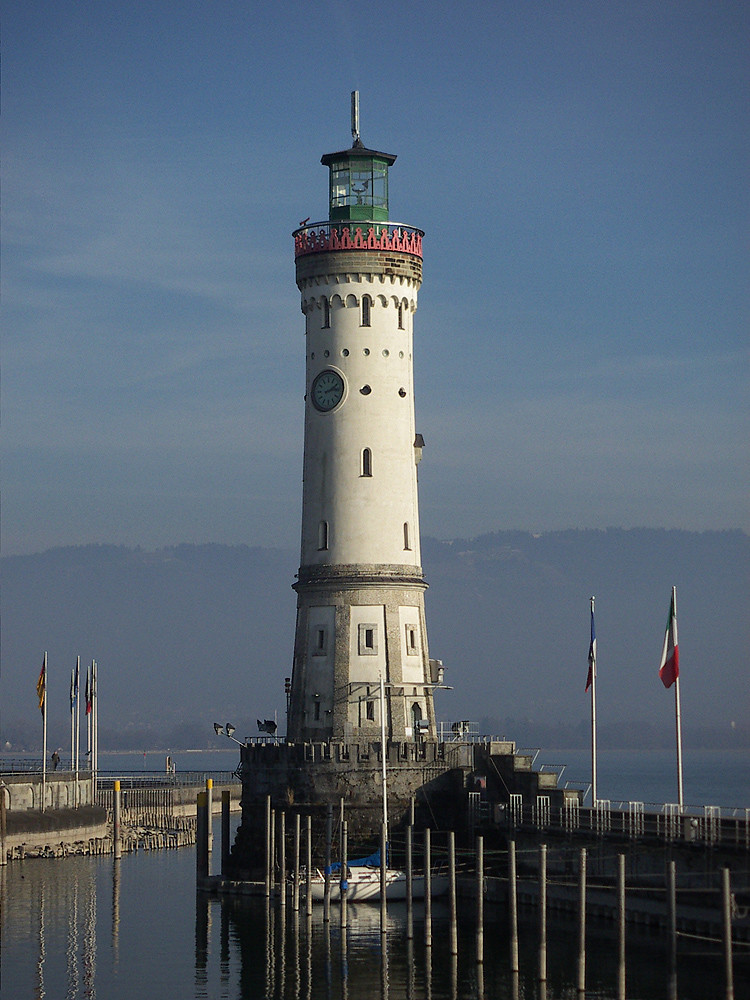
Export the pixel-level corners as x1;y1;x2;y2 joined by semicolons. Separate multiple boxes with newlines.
36;659;46;714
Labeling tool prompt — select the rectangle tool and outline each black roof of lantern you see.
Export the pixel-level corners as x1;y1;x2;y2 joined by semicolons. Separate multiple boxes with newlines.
321;140;396;168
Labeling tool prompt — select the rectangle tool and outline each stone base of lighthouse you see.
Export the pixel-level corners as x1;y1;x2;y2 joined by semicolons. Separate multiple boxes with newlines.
226;741;466;878
226;738;585;877
288;565;437;745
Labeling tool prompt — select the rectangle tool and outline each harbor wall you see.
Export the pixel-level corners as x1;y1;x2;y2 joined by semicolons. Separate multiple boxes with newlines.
0;772;94;811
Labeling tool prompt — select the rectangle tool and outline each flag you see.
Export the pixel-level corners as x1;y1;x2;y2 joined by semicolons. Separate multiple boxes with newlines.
585;598;597;692
659;587;679;689
85;667;92;715
36;659;46;714
70;661;79;712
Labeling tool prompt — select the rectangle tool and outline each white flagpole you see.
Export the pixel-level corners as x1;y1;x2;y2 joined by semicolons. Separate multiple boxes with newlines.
672;588;684;810
589;597;598;807
675;675;684;810
75;656;81;808
70;666;75;780
87;663;94;802
42;651;48;813
93;660;98;797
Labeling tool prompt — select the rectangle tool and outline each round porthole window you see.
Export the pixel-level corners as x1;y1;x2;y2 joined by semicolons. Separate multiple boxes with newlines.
399;387;406;397
360;385;372;395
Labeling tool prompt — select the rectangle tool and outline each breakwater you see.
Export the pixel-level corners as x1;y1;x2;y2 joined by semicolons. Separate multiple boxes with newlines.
0;770;240;863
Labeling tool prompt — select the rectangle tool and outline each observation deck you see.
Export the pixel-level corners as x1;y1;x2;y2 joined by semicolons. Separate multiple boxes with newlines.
293;220;423;260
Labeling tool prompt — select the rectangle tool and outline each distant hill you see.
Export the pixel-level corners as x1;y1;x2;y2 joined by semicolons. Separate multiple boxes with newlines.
1;530;748;751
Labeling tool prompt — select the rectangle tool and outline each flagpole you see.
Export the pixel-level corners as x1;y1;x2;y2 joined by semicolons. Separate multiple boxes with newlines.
42;652;48;813
674;674;684;810
672;588;684;810
75;656;81;808
87;663;93;802
590;597;597;807
93;660;98;800
70;666;75;782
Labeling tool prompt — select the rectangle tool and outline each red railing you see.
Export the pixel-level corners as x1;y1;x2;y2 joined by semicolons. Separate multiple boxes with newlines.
293;221;424;259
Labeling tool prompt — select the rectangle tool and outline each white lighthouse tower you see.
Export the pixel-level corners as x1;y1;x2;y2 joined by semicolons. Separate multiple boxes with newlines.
288;95;441;744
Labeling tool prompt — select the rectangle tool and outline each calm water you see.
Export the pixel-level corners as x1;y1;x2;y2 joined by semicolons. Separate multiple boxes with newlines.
2;749;749;999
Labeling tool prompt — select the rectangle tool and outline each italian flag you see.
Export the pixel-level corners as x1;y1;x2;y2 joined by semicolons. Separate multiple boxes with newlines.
658;586;679;689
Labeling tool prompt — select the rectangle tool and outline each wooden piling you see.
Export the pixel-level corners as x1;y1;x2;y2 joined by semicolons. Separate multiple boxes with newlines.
617;853;626;1000
113;779;122;861
406;824;413;940
476;835;484;964
324;803;332;922
667;859;677;1000
0;781;7;866
221;790;230;876
305;813;312;917
722;866;734;1000
538;843;547;982
279;810;286;908
196;790;208;881
205;778;213;855
340;820;348;929
380;821;387;935
270;808;276;895
264;795;271;898
424;827;432;949
448;830;458;956
577;847;586;994
509;840;519;974
293;812;301;913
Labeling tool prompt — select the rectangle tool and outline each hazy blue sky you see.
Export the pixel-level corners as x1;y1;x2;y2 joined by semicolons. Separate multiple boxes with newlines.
3;1;748;556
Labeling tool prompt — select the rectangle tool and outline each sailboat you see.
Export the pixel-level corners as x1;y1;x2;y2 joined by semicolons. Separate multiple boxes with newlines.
304;678;447;902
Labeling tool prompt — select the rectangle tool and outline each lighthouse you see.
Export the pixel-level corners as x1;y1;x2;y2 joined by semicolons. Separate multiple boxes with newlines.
287;94;441;744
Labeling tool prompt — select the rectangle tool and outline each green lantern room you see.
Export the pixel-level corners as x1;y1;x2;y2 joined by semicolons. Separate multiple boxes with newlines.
321;144;396;224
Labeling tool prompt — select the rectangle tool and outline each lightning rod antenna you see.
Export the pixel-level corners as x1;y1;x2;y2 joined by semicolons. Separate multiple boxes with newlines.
351;90;360;145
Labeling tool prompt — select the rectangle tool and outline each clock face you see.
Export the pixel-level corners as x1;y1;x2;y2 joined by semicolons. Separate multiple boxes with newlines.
311;369;345;412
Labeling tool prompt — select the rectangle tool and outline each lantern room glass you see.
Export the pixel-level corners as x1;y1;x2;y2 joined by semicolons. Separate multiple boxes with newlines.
329;158;389;222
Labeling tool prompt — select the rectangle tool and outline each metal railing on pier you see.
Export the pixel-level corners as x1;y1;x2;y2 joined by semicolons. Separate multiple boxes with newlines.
494;796;750;849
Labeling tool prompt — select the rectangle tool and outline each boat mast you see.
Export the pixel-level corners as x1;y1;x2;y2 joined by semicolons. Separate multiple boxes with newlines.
380;676;388;842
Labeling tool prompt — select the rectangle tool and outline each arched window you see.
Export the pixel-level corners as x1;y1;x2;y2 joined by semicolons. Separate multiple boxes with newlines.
322;298;330;328
361;296;371;327
403;522;411;550
397;302;404;330
361;448;372;477
318;520;329;551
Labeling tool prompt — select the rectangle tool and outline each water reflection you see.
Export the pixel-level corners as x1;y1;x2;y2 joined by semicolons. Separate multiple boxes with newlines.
1;844;744;1000
1;858;99;1000
111;860;120;968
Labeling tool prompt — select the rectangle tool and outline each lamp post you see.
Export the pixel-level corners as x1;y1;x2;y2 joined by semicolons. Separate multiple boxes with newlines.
213;723;245;747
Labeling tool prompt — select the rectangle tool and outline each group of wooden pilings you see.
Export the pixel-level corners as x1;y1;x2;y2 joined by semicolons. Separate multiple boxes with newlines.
509;844;737;1000
195;793;739;1000
195;783;233;878
109;779;196;858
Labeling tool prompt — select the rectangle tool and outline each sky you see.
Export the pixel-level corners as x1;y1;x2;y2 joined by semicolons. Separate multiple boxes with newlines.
3;1;748;558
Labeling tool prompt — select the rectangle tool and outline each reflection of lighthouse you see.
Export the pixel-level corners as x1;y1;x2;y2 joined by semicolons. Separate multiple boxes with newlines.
287;94;441;745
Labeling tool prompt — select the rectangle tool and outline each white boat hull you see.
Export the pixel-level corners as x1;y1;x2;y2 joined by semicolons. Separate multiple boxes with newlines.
305;869;448;902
